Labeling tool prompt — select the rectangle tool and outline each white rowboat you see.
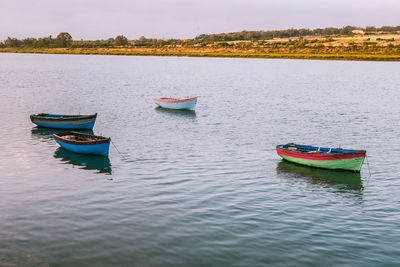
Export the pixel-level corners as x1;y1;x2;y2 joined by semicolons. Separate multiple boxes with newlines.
154;97;197;111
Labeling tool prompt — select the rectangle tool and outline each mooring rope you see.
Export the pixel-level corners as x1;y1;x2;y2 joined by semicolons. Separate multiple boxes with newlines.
364;147;372;186
111;139;127;160
365;153;371;176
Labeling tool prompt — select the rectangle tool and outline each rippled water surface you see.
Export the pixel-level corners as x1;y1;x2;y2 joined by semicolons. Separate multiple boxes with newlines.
1;53;399;266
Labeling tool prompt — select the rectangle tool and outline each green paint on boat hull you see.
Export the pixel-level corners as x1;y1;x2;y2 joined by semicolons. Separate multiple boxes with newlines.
279;155;365;172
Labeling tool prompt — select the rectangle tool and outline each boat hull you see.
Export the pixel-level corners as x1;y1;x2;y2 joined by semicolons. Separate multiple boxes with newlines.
30;114;97;130
154;98;197;111
53;132;110;157
276;145;366;172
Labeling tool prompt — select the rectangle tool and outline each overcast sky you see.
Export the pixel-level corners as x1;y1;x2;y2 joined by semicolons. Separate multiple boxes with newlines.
1;0;400;41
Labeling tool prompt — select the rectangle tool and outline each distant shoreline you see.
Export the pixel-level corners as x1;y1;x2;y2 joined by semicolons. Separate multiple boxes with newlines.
1;48;400;61
2;28;400;62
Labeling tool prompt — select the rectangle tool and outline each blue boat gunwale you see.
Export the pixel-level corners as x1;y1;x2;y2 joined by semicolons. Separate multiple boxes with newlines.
277;143;366;155
30;113;97;122
53;131;110;145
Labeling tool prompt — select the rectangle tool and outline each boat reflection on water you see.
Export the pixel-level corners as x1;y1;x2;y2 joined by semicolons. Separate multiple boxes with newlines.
276;160;363;191
31;126;94;143
155;107;197;118
54;147;112;175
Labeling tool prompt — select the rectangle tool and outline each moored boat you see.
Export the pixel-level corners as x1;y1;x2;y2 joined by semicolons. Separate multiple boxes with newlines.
154;97;197;110
53;131;110;157
276;143;366;172
30;113;97;130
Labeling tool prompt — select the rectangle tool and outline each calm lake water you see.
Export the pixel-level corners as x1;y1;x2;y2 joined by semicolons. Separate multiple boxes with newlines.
0;53;399;266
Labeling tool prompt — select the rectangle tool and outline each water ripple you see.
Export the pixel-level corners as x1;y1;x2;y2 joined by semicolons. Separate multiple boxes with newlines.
0;54;400;265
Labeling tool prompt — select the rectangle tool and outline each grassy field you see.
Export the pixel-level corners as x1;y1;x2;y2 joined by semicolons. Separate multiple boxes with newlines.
1;34;400;61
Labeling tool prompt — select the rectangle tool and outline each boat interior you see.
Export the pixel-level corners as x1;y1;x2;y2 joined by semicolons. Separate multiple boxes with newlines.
280;143;358;154
57;132;107;142
36;113;96;119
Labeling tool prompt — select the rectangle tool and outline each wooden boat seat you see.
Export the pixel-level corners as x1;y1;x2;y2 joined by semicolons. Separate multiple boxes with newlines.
64;135;96;142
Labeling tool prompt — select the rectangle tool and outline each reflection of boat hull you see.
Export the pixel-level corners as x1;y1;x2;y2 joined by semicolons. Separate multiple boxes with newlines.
53;132;110;157
276;143;366;172
155;107;196;117
154;97;197;110
277;161;362;190
30;113;97;130
31;127;94;141
54;147;112;174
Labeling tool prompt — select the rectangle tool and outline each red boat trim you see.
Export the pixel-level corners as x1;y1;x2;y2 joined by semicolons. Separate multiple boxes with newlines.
276;147;366;161
53;134;110;145
154;97;197;103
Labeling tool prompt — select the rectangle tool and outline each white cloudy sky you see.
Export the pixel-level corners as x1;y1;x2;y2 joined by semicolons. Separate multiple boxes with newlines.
1;0;399;40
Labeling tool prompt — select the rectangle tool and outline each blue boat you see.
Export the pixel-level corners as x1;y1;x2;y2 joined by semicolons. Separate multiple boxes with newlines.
30;113;97;130
53;132;110;157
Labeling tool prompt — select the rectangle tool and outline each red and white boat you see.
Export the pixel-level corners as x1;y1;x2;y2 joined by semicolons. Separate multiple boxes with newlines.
154;97;197;111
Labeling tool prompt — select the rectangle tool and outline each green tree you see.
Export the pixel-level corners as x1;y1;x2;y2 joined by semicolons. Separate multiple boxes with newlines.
115;35;128;46
56;32;72;47
4;37;22;47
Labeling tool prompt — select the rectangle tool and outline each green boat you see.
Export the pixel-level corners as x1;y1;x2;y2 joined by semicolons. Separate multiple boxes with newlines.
276;143;366;172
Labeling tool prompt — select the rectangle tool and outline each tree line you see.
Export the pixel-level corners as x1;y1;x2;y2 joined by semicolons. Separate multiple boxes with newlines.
0;32;130;48
0;32;198;48
1;26;400;49
1;32;73;48
195;26;400;42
